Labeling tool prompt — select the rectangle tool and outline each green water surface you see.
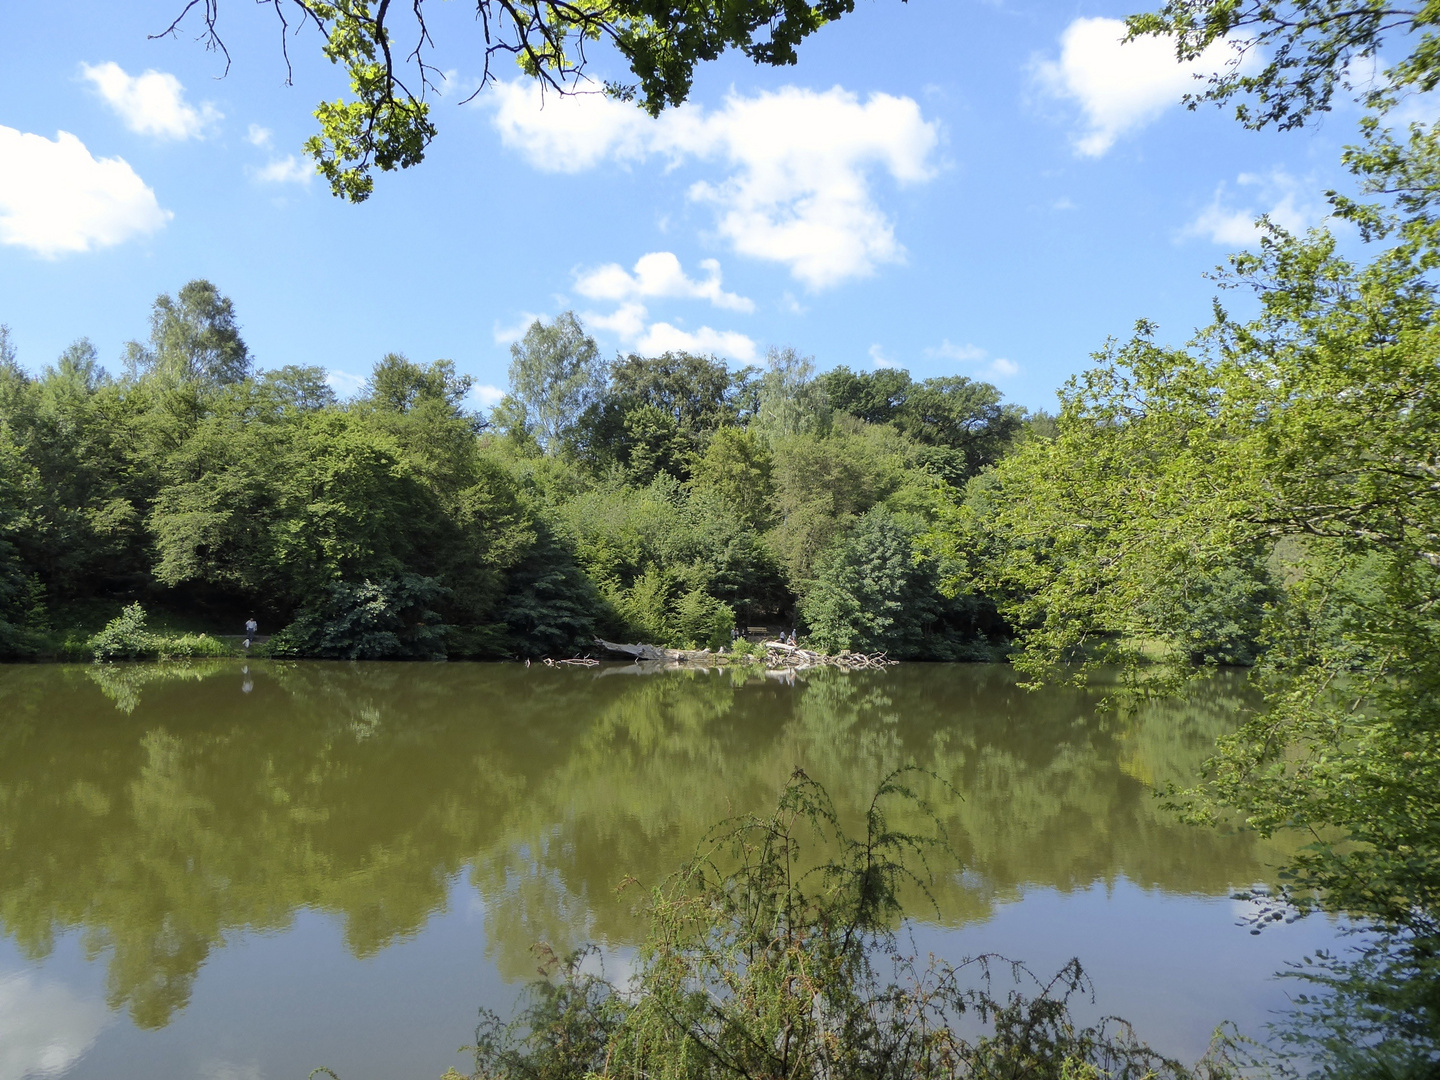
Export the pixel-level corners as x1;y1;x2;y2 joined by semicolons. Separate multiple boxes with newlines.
0;661;1331;1079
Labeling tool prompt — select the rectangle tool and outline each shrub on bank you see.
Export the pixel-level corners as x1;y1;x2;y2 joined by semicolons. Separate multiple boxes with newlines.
89;604;232;662
452;770;1223;1080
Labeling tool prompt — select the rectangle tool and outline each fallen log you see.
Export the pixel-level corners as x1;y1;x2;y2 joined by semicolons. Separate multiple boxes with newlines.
591;637;896;671
761;640;896;670
594;639;675;661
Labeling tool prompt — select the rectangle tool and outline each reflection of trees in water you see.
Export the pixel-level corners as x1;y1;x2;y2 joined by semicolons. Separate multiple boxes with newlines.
0;662;1289;1027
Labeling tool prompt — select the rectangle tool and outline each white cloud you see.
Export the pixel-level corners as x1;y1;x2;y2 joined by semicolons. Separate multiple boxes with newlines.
246;124;273;148
586;301;649;341
1181;169;1324;245
199;1062;263;1080
869;343;896;368
1034;18;1251;156
923;339;1018;379
575;252;753;312
471;384;506;408
581;298;755;362
80;61;219;140
493;313;547;344
324;369;367;397
487;83;939;289
0;126;171;257
0;971;109;1080
925;339;987;362
636;322;757;362
252;155;313;185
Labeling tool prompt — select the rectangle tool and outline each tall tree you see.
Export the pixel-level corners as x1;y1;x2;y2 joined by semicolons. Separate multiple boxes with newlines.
126;280;251;388
943;197;1440;1056
505;313;604;451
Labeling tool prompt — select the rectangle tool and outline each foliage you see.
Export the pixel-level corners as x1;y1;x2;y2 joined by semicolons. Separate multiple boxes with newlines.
687;426;775;530
505;313;604;450
89;603;156;662
569;350;742;482
750;345;830;442
459;770;1221;1080
125;280;251;387
88;603;232;662
163;1;866;201
0;284;1010;661
1127;0;1440;133
268;574;451;659
819;366;1026;483
766;424;904;584
939;127;1440;1058
804;507;996;660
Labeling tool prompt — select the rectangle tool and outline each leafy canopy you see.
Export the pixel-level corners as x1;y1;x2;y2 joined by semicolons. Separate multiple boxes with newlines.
160;0;877;201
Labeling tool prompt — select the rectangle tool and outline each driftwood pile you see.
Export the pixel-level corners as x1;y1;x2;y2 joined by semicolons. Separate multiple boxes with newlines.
591;638;895;672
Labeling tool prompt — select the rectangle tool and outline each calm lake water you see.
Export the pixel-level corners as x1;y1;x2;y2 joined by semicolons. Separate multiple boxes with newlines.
0;661;1342;1080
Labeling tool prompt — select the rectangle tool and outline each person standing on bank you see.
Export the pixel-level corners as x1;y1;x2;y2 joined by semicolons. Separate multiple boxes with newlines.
244;616;257;649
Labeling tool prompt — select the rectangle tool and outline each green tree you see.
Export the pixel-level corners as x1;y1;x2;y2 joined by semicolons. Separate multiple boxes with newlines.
162;1;870;201
767;425;902;583
1129;0;1440;132
688;426;775;530
752;346;829;441
125;280;252;388
819;366;1023;482
505;313;604;451
803;507;992;659
569;350;740;481
365;352;474;414
942;189;1440;1058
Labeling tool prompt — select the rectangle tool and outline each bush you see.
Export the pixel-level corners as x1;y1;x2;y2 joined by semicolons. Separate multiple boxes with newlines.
90;603;157;662
672;587;734;650
269;574;450;659
155;633;232;659
89;604;233;662
458;771;1216;1080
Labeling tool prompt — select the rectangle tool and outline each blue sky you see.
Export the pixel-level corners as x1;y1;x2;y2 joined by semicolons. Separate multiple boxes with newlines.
0;1;1362;411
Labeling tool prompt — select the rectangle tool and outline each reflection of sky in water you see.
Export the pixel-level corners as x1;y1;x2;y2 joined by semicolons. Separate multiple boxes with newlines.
3;875;1346;1080
0;970;108;1080
0;662;1351;1078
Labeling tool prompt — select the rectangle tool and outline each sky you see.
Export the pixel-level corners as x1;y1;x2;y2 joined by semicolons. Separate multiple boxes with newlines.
0;0;1371;412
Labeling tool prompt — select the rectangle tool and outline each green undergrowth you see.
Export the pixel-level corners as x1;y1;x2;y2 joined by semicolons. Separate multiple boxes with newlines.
427;769;1236;1080
87;603;235;662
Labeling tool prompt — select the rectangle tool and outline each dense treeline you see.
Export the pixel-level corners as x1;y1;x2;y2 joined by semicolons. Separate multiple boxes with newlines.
0;290;1040;661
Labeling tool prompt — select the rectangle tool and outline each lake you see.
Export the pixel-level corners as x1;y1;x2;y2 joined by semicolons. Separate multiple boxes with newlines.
0;661;1341;1080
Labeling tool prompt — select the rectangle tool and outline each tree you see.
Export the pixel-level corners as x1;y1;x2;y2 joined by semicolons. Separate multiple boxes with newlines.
688;426;775;530
803;507;991;659
570;350;740;481
818;366;1022;481
160;0;869;201
125;280;251;388
941;197;1440;1058
751;346;829;441
505;313;604;451
366;353;473;414
1128;0;1440;131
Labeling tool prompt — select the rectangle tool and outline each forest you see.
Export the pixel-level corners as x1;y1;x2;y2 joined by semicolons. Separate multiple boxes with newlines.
0;290;1048;663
